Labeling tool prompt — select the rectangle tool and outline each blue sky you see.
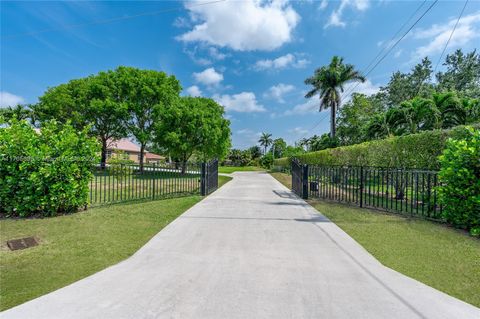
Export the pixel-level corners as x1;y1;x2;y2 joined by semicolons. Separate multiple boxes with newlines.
1;0;479;148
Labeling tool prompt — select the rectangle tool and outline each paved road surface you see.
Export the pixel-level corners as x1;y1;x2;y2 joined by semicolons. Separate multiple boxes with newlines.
2;172;479;319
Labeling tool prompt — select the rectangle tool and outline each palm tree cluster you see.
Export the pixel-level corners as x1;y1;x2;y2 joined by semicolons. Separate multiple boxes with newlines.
365;92;479;139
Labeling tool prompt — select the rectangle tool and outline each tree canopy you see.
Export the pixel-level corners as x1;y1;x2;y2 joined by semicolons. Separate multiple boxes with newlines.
154;97;231;171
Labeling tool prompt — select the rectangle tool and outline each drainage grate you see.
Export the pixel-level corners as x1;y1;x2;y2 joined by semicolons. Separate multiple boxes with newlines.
7;237;38;251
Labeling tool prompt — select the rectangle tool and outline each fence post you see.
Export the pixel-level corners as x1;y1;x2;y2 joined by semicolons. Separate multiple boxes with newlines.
152;163;156;200
302;164;309;200
200;162;207;196
359;166;364;208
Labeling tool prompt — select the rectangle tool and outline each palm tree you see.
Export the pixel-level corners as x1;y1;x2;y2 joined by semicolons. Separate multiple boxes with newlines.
258;132;273;155
304;56;366;138
431;92;464;128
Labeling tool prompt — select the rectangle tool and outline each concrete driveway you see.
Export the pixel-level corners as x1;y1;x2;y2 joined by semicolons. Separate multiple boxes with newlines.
1;172;479;319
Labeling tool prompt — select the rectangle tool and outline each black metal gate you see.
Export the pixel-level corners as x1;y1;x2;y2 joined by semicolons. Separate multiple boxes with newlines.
201;159;219;195
291;158;308;199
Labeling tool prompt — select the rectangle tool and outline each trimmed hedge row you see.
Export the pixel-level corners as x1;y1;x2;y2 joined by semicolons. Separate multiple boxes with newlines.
274;124;479;170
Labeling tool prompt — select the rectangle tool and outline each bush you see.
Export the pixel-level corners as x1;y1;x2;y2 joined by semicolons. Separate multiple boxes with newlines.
260;153;274;169
275;125;479;170
0;119;99;217
438;127;480;235
107;151;135;181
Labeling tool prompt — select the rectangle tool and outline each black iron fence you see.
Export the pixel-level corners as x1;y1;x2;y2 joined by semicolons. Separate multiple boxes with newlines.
89;159;219;206
291;162;442;221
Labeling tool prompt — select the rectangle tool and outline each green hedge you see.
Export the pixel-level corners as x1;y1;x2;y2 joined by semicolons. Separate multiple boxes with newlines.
0;119;99;217
274;125;479;170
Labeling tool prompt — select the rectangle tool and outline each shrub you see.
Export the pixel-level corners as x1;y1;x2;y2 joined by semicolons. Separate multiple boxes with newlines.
438;127;480;235
260;153;274;169
275;125;479;170
0;119;99;217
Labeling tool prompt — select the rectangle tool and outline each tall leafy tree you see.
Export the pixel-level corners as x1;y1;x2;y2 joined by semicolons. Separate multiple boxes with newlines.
336;93;384;145
379;57;434;107
271;138;287;158
258;132;273;155
115;67;181;172
436;49;480;97
36;72;128;168
304;56;365;138
154;97;231;173
248;145;262;159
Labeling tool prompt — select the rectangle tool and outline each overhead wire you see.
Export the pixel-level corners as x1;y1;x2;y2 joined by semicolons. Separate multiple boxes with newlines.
3;0;227;39
297;0;438;141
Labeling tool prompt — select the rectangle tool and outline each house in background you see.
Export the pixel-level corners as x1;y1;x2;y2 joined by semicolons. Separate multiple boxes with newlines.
106;138;164;164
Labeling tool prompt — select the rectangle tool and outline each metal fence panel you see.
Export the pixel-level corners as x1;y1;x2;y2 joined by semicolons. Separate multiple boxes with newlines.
291;161;442;221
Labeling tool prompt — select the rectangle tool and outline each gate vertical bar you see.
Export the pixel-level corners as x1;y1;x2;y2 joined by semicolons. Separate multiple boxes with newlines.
302;164;309;200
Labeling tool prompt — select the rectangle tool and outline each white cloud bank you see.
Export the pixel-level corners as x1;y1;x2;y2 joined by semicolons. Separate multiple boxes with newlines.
0;91;24;108
254;53;309;70
193;67;223;86
214;92;266;113
264;83;295;103
413;11;480;59
178;0;300;51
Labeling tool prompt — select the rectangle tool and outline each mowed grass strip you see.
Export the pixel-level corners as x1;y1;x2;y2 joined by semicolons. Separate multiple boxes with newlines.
0;176;232;311
269;172;480;307
218;166;263;174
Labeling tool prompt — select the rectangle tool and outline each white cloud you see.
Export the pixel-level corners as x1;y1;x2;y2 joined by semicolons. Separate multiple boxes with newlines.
412;12;480;59
177;0;300;51
209;47;226;60
193;67;223;86
284;96;319;115
254;53;309;71
344;79;380;102
185;85;202;96
319;0;328;10
0;91;24;108
325;0;370;29
214;92;266;113
264;83;295;103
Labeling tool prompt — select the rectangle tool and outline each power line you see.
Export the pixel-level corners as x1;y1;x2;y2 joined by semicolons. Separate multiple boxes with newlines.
433;0;468;74
298;0;438;141
4;0;226;39
340;0;427;101
340;0;438;102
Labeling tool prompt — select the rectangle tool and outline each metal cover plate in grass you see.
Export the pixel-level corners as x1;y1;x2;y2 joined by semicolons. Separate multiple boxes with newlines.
7;237;38;251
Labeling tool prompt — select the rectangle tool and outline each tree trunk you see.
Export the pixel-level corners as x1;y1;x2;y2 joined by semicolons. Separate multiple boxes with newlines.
330;103;337;138
139;144;145;173
181;154;187;174
100;138;107;170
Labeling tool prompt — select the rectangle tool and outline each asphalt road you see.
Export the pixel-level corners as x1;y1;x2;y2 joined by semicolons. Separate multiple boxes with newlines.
2;172;479;319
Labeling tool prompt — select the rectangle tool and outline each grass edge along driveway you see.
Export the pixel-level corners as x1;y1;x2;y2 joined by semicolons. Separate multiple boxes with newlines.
0;176;232;311
269;172;480;308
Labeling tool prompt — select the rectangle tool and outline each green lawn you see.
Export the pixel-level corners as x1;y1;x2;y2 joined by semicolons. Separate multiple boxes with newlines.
270;172;480;307
218;166;263;174
0;175;232;311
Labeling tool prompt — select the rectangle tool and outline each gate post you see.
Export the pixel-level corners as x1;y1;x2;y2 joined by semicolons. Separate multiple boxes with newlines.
359;166;364;208
152;163;156;200
200;162;207;196
302;164;309;200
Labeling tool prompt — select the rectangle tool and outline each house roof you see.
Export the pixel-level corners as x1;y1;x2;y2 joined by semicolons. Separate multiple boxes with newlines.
107;138;141;153
146;152;164;160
